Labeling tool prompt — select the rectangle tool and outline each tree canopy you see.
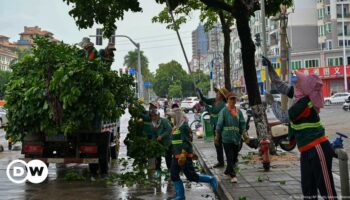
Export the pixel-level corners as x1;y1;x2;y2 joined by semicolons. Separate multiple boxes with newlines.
123;50;154;82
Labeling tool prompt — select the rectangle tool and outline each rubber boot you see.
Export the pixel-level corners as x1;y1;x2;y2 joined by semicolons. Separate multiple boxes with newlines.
198;174;217;193
172;180;185;200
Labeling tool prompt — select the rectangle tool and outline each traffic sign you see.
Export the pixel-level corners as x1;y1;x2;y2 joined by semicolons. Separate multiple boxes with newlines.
128;68;136;76
144;82;152;87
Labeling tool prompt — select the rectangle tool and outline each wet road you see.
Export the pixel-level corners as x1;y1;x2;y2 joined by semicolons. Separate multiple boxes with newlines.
0;110;217;200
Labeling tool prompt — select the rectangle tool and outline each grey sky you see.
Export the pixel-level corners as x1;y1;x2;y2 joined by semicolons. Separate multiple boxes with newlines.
0;0;200;73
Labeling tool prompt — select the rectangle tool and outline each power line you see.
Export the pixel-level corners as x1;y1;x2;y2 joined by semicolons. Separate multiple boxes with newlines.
116;42;192;52
115;31;193;44
116;35;192;46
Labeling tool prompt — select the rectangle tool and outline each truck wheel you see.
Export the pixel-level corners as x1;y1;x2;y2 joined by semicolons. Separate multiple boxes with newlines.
184;109;189;113
89;163;99;175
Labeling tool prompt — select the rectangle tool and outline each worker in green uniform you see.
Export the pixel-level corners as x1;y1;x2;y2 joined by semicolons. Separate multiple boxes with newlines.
150;109;172;178
167;107;217;200
197;87;229;168
78;37;99;61
263;56;337;199
140;102;158;139
215;92;246;183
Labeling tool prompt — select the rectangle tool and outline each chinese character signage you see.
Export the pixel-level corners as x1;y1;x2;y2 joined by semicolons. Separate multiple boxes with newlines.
297;66;350;79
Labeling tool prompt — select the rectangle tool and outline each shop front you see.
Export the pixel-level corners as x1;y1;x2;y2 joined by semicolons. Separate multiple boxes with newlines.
297;66;350;97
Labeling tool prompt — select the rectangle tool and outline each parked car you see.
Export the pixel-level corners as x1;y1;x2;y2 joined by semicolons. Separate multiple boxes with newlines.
324;92;350;105
157;98;167;108
0;107;8;128
180;97;199;113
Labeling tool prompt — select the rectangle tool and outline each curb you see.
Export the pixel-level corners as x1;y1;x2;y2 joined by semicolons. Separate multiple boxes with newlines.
193;142;234;200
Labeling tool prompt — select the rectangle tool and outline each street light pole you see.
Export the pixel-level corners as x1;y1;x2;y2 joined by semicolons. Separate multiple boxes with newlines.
88;33;144;98
342;3;348;92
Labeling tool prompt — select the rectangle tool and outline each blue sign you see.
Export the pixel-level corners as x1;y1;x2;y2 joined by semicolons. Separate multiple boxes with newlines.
271;57;277;63
128;68;136;76
144;82;152;87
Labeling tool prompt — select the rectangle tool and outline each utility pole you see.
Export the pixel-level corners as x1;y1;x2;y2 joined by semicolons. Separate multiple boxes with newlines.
279;4;289;111
261;0;270;92
342;3;349;92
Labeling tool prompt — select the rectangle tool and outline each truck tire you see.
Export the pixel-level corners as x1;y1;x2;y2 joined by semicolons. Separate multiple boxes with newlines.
98;132;111;175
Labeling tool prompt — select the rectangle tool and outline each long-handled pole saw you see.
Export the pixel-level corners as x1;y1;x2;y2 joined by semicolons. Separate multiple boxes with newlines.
165;0;197;90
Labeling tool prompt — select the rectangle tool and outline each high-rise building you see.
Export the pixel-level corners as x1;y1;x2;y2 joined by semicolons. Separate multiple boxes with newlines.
191;24;209;72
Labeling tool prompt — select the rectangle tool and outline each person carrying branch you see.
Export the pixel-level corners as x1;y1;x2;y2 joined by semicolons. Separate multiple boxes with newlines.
263;57;337;200
167;107;217;200
196;87;229;168
150;109;172;178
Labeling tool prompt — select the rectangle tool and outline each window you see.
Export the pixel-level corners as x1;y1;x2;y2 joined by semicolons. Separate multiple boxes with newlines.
272;62;280;68
304;59;319;68
291;60;302;70
326;23;332;33
326;6;331;15
328;57;343;66
327;40;332;49
338;39;350;46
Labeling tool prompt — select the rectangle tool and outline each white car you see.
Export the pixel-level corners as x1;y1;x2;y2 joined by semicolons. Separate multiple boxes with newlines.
180;97;199;113
324;92;350;105
0;108;8;127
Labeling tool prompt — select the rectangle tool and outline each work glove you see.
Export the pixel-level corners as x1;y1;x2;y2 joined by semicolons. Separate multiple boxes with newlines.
242;131;250;144
178;150;187;167
262;56;291;96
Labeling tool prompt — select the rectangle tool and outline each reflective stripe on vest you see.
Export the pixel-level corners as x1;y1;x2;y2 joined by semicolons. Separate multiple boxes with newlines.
173;129;181;135
307;101;313;108
210;114;218;118
290;121;322;130
144;122;152;125
223;126;239;131
172;140;183;145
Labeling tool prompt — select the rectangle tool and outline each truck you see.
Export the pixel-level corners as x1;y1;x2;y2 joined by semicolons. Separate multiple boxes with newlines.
5;38;131;175
21;119;120;174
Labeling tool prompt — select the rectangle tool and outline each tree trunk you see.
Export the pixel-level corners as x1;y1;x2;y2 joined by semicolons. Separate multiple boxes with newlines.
219;11;232;91
234;0;272;146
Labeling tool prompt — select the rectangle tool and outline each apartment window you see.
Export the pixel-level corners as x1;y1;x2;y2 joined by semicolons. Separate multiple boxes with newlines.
291;60;302;70
326;6;331;15
327;40;333;49
327;57;343;66
272;62;280;68
338;39;350;46
326;23;332;33
318;8;325;19
304;59;319;68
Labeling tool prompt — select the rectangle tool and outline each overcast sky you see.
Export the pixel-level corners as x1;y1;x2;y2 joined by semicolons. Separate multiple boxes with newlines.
0;0;200;72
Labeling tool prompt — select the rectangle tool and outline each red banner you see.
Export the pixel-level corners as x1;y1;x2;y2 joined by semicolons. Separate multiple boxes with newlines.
297;66;350;79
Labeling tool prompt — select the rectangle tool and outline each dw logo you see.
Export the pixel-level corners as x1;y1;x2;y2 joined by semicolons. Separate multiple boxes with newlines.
6;160;48;184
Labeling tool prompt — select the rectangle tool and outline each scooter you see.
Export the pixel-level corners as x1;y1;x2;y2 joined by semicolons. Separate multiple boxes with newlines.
241;107;296;152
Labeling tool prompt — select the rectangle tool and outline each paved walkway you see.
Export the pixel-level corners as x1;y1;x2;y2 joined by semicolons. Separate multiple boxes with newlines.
193;137;342;200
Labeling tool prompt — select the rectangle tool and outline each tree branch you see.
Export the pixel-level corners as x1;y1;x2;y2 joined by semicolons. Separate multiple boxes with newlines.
199;0;235;15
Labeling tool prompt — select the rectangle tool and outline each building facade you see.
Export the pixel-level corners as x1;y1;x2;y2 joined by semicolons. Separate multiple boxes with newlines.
15;26;56;49
0;35;17;71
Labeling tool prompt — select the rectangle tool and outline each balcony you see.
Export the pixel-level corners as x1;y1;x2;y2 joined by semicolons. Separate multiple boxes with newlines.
337;13;350;18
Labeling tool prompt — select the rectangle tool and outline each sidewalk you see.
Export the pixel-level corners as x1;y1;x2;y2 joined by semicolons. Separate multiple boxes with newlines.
193;137;342;200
